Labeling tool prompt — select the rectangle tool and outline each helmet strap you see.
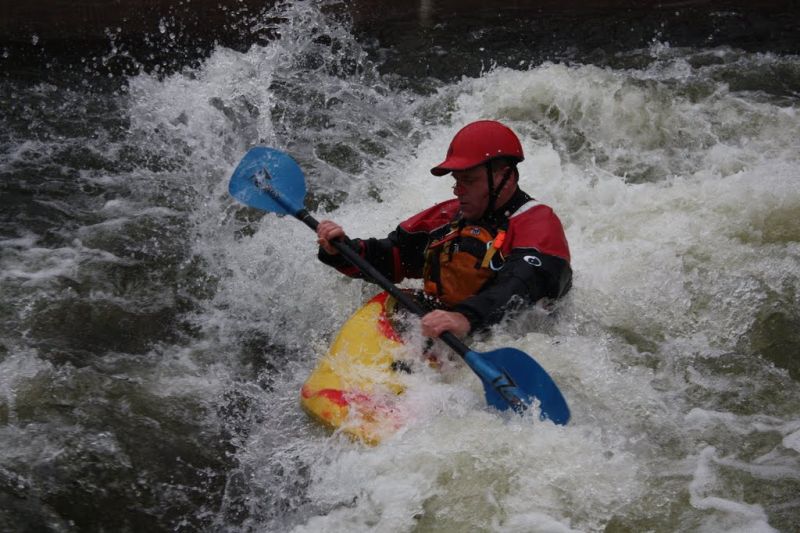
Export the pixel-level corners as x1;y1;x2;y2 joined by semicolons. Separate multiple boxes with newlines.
485;162;496;216
485;160;515;218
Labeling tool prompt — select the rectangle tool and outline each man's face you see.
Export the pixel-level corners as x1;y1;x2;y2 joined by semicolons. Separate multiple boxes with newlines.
452;166;491;221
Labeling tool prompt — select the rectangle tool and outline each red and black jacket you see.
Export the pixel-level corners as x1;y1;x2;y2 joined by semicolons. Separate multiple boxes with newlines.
318;188;572;331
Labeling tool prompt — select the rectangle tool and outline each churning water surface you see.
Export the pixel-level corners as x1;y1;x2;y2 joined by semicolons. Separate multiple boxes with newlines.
1;1;799;531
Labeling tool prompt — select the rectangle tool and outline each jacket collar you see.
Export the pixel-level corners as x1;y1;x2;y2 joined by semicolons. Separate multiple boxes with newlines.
478;187;532;227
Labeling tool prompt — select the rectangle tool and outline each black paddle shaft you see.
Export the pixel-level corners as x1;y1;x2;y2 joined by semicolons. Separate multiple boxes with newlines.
296;209;470;356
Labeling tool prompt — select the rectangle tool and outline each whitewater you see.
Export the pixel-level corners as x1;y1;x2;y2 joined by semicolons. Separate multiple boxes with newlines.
1;1;798;531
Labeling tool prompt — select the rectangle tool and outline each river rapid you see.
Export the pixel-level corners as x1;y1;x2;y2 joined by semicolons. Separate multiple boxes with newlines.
1;1;799;531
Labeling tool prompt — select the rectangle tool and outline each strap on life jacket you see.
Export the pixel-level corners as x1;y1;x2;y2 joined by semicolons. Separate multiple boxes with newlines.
480;229;505;269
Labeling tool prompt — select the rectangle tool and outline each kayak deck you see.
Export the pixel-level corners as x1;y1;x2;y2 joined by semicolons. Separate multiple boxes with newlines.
300;292;407;444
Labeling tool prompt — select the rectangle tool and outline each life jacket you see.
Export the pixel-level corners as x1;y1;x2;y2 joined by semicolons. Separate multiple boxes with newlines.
422;218;506;307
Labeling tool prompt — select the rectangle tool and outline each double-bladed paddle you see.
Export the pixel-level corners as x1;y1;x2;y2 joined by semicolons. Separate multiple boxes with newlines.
228;146;570;425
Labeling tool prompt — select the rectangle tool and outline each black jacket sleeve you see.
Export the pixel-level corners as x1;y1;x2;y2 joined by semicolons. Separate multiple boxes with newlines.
317;227;430;283
453;247;572;331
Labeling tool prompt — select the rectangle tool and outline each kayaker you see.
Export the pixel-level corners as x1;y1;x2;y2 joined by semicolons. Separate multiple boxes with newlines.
316;120;572;339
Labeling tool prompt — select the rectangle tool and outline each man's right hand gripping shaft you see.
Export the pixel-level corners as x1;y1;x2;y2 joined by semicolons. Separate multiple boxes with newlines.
316;220;346;255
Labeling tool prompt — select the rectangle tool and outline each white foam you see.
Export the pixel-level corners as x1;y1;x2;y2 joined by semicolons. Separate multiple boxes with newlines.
783;429;800;453
689;447;778;532
208;52;800;530
114;6;800;529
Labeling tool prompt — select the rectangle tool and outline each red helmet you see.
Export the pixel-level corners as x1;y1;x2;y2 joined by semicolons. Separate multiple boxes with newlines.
431;120;524;176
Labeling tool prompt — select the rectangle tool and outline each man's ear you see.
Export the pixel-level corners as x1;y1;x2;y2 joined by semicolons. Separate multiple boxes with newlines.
503;167;519;188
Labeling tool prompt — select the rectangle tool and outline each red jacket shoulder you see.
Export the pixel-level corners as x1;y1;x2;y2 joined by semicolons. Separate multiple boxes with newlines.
399;199;459;233
505;202;571;262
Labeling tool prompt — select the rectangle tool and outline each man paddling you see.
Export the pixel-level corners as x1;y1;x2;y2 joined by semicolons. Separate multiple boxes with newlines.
316;120;572;338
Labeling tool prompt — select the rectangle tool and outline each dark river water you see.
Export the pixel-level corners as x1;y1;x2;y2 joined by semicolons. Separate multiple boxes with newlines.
1;1;799;531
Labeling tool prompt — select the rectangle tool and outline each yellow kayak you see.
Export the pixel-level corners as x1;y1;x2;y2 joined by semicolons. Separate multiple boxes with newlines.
300;291;408;444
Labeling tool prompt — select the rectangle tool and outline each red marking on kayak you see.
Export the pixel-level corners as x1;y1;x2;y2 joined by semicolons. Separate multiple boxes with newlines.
369;292;403;343
309;388;350;407
302;385;350;407
302;386;385;414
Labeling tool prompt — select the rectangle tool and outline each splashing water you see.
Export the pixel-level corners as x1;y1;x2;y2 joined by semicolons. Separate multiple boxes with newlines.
1;1;799;531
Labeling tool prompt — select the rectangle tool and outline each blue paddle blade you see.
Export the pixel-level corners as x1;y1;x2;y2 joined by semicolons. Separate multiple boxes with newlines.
228;147;307;215
465;348;570;425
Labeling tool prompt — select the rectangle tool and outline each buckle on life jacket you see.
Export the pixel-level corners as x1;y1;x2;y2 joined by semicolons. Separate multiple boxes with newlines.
480;229;506;268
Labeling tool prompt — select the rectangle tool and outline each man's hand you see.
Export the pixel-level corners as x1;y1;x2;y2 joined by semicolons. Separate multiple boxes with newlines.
420;310;471;338
316;220;346;255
